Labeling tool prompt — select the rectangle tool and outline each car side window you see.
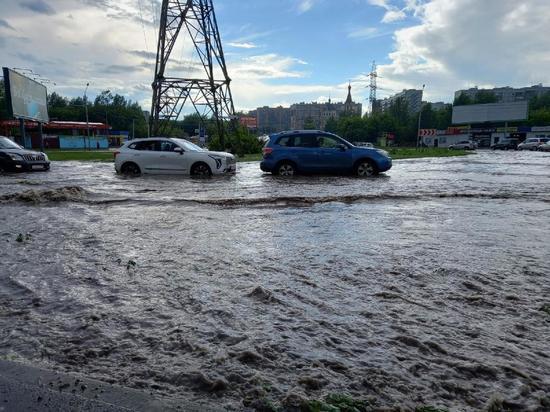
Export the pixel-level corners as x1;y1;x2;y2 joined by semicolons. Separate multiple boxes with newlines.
133;141;158;151
318;135;340;148
294;135;318;148
160;141;177;152
277;136;293;147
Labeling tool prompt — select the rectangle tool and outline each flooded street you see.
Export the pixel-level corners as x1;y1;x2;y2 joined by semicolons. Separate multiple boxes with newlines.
1;151;549;411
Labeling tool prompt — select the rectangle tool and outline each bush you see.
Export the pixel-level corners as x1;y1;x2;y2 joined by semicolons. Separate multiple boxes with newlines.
208;126;263;156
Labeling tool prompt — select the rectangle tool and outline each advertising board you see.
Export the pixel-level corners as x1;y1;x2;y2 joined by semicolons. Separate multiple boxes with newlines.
2;67;49;123
452;101;528;125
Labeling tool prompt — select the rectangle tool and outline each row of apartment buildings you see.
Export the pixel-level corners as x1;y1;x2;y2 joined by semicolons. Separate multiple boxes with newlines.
248;84;550;134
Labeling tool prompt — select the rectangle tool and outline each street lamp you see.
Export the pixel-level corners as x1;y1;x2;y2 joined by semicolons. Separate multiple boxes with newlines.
416;84;426;149
84;82;90;150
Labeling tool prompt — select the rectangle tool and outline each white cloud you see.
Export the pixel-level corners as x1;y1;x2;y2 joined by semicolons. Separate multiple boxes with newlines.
368;0;408;23
373;0;550;102
297;0;316;13
227;42;258;49
381;9;406;23
348;27;378;39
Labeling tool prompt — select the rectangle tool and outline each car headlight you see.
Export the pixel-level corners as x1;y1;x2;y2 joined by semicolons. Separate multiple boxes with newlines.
375;149;390;157
42;153;49;161
8;153;23;160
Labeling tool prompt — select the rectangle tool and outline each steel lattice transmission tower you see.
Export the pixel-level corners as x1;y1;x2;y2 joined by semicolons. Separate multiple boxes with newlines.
368;60;378;113
150;0;235;144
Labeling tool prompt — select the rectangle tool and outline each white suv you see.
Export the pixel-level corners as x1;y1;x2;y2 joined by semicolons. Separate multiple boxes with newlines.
114;138;236;176
448;140;476;150
517;137;549;151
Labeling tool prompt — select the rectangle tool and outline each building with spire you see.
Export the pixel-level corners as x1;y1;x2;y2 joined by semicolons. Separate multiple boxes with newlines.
344;83;356;114
253;85;362;133
289;84;362;130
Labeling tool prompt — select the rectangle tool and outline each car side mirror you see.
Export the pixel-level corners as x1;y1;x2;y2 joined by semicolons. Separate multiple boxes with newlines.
337;144;347;151
174;147;184;154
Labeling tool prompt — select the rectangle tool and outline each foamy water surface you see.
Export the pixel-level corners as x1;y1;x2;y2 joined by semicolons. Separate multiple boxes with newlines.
1;151;549;411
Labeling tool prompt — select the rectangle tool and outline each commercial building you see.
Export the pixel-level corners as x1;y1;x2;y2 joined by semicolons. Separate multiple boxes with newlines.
454;84;550;103
377;89;424;114
0;120;118;149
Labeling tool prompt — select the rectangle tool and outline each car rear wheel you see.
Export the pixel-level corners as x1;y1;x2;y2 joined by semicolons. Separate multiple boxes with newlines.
191;162;212;177
121;162;141;176
275;161;296;176
355;159;377;177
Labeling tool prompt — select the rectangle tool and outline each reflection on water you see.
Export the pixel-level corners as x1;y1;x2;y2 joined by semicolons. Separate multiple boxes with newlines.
1;151;550;411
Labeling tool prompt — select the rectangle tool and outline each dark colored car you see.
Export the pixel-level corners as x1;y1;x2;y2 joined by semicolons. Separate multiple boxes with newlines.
491;138;519;150
0;136;50;172
260;130;392;177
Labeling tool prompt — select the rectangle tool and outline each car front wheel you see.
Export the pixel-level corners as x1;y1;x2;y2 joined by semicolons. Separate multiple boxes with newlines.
191;162;212;177
355;159;377;177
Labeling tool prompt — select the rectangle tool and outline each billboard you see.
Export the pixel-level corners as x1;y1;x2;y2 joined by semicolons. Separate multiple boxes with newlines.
452;101;528;125
2;67;49;123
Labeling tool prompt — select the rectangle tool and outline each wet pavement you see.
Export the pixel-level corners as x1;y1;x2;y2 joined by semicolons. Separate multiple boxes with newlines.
1;151;549;411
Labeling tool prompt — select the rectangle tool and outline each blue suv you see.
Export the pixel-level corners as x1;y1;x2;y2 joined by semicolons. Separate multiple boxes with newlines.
260;130;392;177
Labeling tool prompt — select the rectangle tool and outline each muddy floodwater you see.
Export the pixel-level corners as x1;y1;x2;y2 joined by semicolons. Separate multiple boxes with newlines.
1;151;549;411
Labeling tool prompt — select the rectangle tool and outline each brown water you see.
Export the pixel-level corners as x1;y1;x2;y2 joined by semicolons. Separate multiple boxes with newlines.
1;151;549;411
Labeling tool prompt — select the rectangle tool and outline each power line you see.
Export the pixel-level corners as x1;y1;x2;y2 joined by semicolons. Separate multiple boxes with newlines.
137;0;150;52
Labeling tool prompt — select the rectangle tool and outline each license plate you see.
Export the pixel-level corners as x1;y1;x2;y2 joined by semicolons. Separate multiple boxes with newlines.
31;165;44;170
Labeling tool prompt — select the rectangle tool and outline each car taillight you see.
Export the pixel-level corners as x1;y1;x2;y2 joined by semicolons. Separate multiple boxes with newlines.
262;147;273;156
114;151;120;159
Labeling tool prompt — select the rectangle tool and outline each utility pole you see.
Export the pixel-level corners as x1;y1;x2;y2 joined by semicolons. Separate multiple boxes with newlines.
417;84;426;149
84;82;90;150
150;0;235;146
132;118;135;140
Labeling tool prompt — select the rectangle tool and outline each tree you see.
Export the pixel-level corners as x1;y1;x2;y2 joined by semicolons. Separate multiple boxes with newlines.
530;92;550;111
303;117;316;130
474;90;498;104
529;108;550;126
324;116;338;133
94;90;114;106
388;97;410;125
453;92;473;106
48;92;67;108
434;104;452;130
0;80;8;120
180;113;203;136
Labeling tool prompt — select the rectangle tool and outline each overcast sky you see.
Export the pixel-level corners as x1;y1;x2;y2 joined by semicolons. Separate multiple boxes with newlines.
1;0;549;113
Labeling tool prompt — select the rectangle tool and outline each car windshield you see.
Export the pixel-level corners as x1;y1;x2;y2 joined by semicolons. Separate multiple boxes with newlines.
0;137;23;150
171;138;205;152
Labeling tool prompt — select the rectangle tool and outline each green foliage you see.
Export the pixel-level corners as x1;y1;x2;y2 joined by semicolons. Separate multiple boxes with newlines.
474;90;498;104
539;304;550;316
528;108;550;126
530;92;550;111
208;124;263;156
303;117;316;130
303;394;368;412
45;150;114;162
42;89;149;138
0;79;9;120
415;407;449;412
324;117;338;133
453;92;473;106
